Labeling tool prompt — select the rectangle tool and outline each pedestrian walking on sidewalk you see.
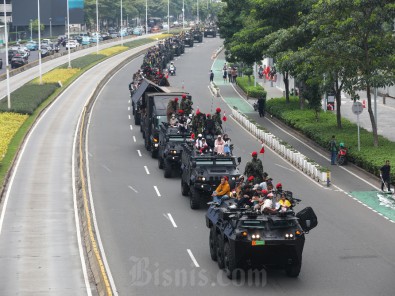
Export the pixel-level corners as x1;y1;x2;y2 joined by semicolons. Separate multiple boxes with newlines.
380;160;391;192
329;135;338;165
223;69;228;83
209;70;214;82
258;97;266;117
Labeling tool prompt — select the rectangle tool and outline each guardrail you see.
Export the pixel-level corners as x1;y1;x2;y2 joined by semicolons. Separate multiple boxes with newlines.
231;109;331;185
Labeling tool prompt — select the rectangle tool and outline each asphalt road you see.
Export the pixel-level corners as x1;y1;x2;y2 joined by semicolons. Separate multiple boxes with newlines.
88;37;395;295
0;41;159;295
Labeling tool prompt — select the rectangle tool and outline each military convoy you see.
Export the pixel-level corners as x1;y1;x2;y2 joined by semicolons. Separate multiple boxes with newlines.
183;32;194;47
192;29;204;43
130;36;318;280
180;142;241;209
206;198;317;278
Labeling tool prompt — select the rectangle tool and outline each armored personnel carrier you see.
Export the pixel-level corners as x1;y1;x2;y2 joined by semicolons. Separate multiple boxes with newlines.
183;32;194;47
180;142;241;209
204;26;217;38
205;197;317;278
158;123;191;178
192;29;203;43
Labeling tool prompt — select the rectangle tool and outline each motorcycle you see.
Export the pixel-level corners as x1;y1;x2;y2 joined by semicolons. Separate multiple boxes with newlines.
168;66;176;76
337;147;348;165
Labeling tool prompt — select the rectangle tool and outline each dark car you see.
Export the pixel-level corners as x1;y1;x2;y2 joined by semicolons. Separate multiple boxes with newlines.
8;49;20;62
102;33;112;40
206;198;318;278
10;54;28;68
40;47;51;58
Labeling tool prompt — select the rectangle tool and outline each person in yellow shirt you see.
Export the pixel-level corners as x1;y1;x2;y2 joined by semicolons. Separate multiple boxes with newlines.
278;193;292;212
212;176;231;203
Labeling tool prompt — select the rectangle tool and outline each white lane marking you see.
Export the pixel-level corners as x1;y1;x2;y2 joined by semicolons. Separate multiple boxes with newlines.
128;185;138;193
167;213;178;228
128;115;131;120
130;124;133;130
128;99;130;103
137;150;142;157
274;163;295;172
128;106;130;111
144;166;150;174
101;164;112;172
187;249;200;268
133;136;136;142
154;186;161;197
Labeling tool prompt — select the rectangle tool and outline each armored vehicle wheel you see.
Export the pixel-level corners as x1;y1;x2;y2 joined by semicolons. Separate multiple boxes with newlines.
190;188;200;209
151;150;158;159
158;156;164;169
224;242;239;279
209;228;217;261
214;34;217;38
285;259;302;277
145;137;151;151
164;160;172;178
190;42;194;47
216;233;225;269
199;37;203;43
181;180;189;196
134;115;140;125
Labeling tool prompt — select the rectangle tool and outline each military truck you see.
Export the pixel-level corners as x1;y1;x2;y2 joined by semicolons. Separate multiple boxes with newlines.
141;91;191;158
131;79;166;126
192;29;203;43
204;26;217;38
205;198;317;279
180;142;241;209
171;39;185;56
157;123;191;178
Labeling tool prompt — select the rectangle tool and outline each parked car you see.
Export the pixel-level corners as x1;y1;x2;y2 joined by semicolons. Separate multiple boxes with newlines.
81;36;91;45
101;33;112;40
133;26;144;35
10;54;28;68
65;40;80;49
41;45;54;55
150;26;161;33
8;49;21;62
40;47;51;58
26;41;39;51
109;31;118;38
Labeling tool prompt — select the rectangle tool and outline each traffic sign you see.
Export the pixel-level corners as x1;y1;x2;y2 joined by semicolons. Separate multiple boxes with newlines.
352;101;364;115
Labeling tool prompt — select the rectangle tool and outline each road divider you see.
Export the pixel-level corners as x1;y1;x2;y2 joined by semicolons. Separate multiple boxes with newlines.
231;109;331;184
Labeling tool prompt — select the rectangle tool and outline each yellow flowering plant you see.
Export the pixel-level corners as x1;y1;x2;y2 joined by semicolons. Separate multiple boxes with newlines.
0;112;28;161
99;46;128;56
32;68;80;85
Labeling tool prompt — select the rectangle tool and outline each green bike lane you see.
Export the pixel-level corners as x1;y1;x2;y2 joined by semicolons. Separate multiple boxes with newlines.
211;54;395;224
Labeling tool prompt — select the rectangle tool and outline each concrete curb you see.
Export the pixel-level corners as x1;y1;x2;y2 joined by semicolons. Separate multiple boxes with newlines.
231;109;331;185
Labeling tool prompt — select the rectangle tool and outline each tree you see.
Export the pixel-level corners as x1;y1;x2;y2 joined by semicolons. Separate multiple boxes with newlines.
305;0;395;146
30;19;45;34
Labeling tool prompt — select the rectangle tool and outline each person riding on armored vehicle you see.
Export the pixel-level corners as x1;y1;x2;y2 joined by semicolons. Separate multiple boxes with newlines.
158;122;191;178
205;196;317;279
180;141;241;209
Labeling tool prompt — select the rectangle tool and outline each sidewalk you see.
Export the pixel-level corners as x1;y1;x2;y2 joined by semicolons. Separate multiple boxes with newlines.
260;77;395;142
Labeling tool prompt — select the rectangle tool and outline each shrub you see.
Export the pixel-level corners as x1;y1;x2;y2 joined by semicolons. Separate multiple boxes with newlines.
31;68;80;84
266;97;395;181
0;83;59;114
99;46;128;56
58;54;107;69
236;76;267;99
124;39;153;48
0;112;29;162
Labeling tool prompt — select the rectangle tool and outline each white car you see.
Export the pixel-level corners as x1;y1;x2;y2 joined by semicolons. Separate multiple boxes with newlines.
65;40;80;49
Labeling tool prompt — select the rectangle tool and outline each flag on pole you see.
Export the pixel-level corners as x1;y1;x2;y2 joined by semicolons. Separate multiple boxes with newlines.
260;140;265;154
222;112;227;122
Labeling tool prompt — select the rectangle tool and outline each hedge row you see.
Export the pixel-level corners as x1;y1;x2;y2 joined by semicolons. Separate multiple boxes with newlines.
236;76;267;99
0;83;59;114
266;97;395;181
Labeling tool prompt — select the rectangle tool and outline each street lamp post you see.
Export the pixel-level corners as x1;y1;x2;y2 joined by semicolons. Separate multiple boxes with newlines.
96;0;99;54
120;0;123;45
38;0;42;84
182;0;185;29
49;17;52;37
167;0;170;34
145;0;148;35
30;19;33;40
197;0;199;24
4;0;11;108
66;0;71;67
